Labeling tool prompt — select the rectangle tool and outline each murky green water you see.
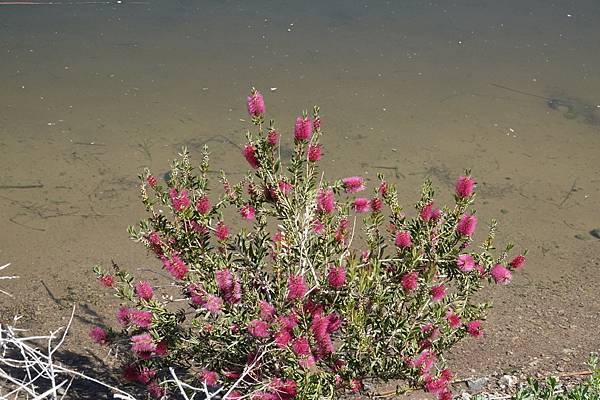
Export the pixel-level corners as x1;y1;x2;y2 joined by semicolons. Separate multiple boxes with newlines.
1;0;599;379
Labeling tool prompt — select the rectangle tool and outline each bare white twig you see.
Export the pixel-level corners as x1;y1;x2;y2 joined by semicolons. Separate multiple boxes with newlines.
0;305;137;400
1;263;19;297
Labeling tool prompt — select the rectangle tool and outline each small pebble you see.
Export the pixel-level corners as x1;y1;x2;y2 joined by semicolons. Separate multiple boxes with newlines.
467;377;488;391
589;228;600;239
499;375;517;389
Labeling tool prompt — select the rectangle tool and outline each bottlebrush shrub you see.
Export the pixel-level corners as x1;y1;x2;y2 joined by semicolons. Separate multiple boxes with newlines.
92;88;527;400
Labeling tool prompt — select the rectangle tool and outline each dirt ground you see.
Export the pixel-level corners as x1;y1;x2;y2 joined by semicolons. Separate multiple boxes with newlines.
1;1;600;398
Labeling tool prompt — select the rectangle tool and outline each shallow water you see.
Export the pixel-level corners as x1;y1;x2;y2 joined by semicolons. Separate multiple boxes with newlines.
1;0;600;383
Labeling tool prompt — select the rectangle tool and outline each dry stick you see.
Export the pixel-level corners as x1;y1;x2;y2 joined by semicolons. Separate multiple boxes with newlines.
9;216;46;232
1;263;18;298
0;184;44;189
489;83;550;101
0;306;137;400
558;178;578;208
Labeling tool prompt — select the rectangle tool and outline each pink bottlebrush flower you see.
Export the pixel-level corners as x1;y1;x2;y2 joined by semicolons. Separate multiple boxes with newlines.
420;202;434;222
438;390;453;400
440;369;453;382
314;117;321;130
316;188;335;214
122;364;140;382
135;281;154;301
98;274;114;288
167;254;188;280
89;326;108;345
246;89;265;116
169;188;190;212
203;294;223;315
130;310;153;329
274;327;293;348
146;175;157;187
195;196;211;214
412;350;437;373
311;313;329;340
334;218;349;244
278;180;293;195
267;129;279;146
176;189;191;210
225;391;243;400
353;197;371;213
312;314;334;356
491;264;512;285
431;284;447;301
231;279;242;303
299;354;316;369
148;232;161;246
307;144;322;162
190;220;208;234
456;175;475;198
138;367;157;384
421;324;440;341
292;337;311;355
370;197;383;212
259;301;276;322
420;202;441;222
350;379;364;393
509;255;526;269
395;230;413;248
130;333;156;359
327;265;346;289
294;116;312;141
273;231;285;243
216;269;242;304
215;221;230;241
378;180;388;195
243;144;260;169
278;312;299;331
187;283;204;305
401;271;419;292
147;382;166;399
240;204;255;220
457;254;475;272
312;218;325;234
270;378;297;398
326;313;342;333
287;274;307;300
361;250;370;263
305;300;324;317
475;263;486;277
425;377;449;395
155;340;168;356
116;307;130;326
466;320;483;337
334;359;345;371
446;310;461;329
457;213;477;237
342;176;365;193
248;319;270;338
202;369;219;386
266;186;278;202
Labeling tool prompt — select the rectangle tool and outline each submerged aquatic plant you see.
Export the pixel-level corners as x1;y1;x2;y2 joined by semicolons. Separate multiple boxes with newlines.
92;89;526;399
